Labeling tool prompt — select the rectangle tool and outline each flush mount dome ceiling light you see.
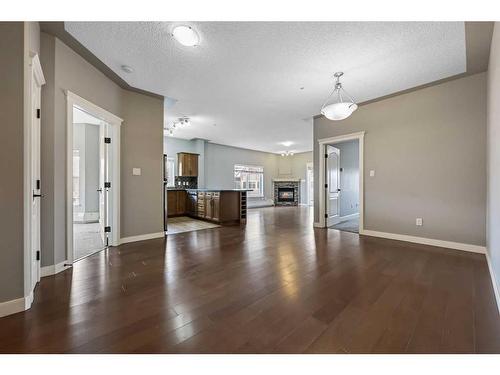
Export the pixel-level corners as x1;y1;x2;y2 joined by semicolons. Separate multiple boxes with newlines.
320;72;358;121
121;65;134;73
172;25;199;47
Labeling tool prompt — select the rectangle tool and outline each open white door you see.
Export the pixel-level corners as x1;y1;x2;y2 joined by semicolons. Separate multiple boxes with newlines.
326;145;340;227
306;162;314;206
98;123;109;247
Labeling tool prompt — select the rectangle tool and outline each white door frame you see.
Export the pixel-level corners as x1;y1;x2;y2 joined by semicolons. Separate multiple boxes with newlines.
66;91;122;264
318;131;364;230
306;162;314;206
23;52;45;303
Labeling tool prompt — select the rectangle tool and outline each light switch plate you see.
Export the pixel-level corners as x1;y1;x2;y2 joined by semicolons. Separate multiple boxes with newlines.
132;168;141;176
369;170;375;177
416;218;423;226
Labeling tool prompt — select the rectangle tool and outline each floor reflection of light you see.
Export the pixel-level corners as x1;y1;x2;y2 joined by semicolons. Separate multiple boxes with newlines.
276;246;300;299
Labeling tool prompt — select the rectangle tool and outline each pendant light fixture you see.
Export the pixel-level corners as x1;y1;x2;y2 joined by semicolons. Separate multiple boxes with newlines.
320;72;358;121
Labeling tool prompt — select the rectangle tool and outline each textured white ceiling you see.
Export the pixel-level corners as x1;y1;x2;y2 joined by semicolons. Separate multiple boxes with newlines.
65;22;466;154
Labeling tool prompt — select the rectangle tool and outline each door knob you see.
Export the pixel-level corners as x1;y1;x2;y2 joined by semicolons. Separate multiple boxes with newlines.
97;188;103;192
33;193;43;198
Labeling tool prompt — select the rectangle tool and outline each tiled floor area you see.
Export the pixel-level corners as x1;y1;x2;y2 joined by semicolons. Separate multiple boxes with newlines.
166;216;221;235
330;216;359;233
73;222;105;260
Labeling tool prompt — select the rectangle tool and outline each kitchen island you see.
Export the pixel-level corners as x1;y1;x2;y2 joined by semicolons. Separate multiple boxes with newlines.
164;186;248;228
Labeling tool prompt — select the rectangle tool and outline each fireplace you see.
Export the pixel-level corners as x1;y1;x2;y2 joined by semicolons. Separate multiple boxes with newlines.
277;187;295;202
273;179;300;206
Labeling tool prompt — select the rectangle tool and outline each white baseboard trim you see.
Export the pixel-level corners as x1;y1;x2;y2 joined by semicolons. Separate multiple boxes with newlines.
313;222;323;228
41;260;70;277
0;290;33;318
360;229;486;254
486;251;500;316
120;232;165;245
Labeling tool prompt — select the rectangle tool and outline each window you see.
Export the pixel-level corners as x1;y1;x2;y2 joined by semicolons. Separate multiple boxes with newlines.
166;157;175;187
234;164;264;198
72;149;80;206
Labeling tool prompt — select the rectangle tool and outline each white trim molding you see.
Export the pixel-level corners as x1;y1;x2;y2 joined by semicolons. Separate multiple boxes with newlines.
318;131;365;230
360;229;486;254
0;291;33;318
120;232;165;245
486;252;500;316
65;90;122;264
41;260;70;278
313;222;323;228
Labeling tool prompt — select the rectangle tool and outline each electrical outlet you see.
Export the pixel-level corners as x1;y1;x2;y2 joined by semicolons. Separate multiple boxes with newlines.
369;170;375;177
416;218;423;226
132;168;141;176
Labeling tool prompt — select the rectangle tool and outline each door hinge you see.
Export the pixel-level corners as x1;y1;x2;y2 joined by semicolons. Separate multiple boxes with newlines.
104;182;111;188
324;213;328;219
36;250;40;261
324;153;328;158
36;179;40;190
105;226;111;233
36;109;40;119
324;183;328;188
104;137;111;144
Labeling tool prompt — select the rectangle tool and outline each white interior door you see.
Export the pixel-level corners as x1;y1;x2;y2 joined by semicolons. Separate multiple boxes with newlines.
326;145;340;226
306;163;314;206
98;124;107;246
31;83;41;288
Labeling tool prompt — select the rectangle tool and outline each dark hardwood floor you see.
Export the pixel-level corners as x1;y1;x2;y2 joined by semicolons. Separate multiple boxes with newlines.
1;206;499;353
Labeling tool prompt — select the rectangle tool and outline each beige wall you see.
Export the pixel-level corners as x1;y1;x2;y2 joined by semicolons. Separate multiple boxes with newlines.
121;90;164;237
314;72;487;246
487;23;500;298
0;23;25;302
40;32;164;266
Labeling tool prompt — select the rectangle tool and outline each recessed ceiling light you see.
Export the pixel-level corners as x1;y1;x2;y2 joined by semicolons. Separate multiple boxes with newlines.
121;65;134;73
172;25;199;47
281;141;293;147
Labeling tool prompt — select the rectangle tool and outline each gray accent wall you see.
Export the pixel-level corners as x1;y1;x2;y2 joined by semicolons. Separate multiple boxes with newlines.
336;140;359;217
204;142;278;201
314;72;487;246
0;23;25;303
73;123;100;216
487;23;500;301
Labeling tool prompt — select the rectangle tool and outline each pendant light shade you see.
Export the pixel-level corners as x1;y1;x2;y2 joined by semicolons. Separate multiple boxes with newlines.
320;72;358;121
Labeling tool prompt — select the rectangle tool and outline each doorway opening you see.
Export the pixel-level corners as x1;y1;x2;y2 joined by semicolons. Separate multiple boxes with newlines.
318;131;364;233
66;91;121;264
72;107;110;261
325;140;360;233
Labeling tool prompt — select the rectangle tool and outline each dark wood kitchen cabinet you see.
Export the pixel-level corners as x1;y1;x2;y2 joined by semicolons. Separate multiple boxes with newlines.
166;189;246;224
167;190;187;217
177;152;199;177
